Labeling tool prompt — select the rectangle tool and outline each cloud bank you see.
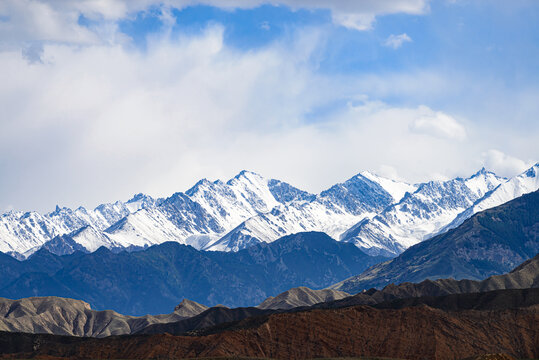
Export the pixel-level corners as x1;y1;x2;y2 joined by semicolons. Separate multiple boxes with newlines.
0;0;537;213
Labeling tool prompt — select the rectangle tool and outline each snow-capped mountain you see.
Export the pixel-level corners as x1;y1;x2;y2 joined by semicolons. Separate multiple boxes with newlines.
0;194;157;256
1;165;536;259
443;163;539;231
207;172;416;252
103;171;310;251
340;168;506;257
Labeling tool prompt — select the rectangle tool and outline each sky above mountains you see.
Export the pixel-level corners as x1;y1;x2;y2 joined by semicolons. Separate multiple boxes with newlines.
0;0;538;212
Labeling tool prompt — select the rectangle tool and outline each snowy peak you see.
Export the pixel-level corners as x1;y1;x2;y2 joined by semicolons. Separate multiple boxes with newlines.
463;168;506;199
206;171;405;252
319;173;394;215
226;169;261;184
340;168;506;257
359;171;417;202
225;170;279;212
36;225;118;256
475;163;538;210
445;163;539;230
125;193;158;212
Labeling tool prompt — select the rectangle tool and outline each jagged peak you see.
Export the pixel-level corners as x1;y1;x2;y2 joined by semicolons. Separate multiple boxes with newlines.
228;170;263;182
93;246;112;254
358;170;376;177
185;178;214;195
50;205;73;215
127;193;153;203
467;167;500;180
174;298;203;311
522;163;538;178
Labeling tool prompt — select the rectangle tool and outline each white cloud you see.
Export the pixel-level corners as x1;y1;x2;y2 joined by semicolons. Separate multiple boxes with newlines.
409;106;467;140
0;25;489;212
383;33;412;49
0;1;537;213
481;150;533;177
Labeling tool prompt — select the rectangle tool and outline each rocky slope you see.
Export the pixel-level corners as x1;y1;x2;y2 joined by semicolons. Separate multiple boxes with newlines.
0;297;207;337
257;287;349;310
138;253;539;335
1;289;537;360
333;190;539;293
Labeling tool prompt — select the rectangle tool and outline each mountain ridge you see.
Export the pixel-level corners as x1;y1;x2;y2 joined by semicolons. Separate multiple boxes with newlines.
0;232;385;315
333;189;539;293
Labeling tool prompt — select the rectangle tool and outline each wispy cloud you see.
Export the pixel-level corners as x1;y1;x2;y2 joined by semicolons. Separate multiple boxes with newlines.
409;106;466;141
383;33;412;49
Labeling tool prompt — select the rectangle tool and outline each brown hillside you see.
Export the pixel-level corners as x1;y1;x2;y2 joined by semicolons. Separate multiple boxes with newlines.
1;301;537;360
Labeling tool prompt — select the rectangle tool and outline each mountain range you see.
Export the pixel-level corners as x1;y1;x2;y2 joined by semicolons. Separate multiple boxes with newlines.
0;251;536;339
1;272;537;359
2;288;536;359
2;164;537;259
0;232;384;315
0;186;537;315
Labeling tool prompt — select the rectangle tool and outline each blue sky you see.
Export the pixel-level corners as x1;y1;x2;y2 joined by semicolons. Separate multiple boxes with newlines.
0;0;537;212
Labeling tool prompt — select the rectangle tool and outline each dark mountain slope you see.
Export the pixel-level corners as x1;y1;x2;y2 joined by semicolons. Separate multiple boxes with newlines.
138;253;539;335
333;190;539;293
0;232;385;315
1;288;537;360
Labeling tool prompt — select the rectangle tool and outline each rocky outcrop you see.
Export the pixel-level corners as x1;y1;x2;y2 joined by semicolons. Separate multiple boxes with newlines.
257;287;349;310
